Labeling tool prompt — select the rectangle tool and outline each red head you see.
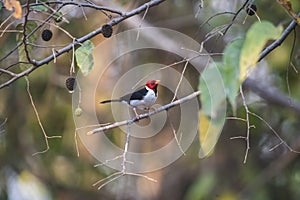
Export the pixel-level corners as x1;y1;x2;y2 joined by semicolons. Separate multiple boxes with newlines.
145;79;160;89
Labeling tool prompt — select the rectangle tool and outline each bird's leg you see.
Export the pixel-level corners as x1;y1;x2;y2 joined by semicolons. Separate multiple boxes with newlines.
133;107;140;119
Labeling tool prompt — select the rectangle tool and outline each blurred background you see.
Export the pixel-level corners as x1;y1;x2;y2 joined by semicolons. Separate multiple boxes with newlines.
0;0;300;199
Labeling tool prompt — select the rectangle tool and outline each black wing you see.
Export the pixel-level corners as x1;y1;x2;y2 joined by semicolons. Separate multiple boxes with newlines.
120;87;148;102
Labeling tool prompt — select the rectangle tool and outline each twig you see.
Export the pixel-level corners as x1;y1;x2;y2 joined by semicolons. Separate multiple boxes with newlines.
25;77;61;156
243;78;300;116
136;3;149;40
258;12;300;62
92;122;157;190
22;0;33;64
223;0;250;35
240;86;251;163
87;91;201;135
249;111;300;153
0;68;17;77
0;0;166;89
231;86;253;163
168;114;186;155
29;1;124;15
122;123;131;172
171;60;189;102
0;4;65;64
198;11;235;28
92;171;123;187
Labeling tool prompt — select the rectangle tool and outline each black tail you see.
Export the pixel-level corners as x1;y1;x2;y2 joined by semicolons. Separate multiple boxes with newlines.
100;99;122;104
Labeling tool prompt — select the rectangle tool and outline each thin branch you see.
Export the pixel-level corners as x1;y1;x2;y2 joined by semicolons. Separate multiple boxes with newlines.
136;3;149;40
249;111;300;153
0;0;166;89
87;91;201;135
0;21;17;37
223;0;250;35
92;122;157;190
285;28;297;99
258;12;300;62
22;0;33;64
0;68;17;77
168;114;185;155
29;1;124;15
25;76;62;156
0;4;65;64
171;60;189;102
198;11;235;28
239;86;251;163
243;78;300;116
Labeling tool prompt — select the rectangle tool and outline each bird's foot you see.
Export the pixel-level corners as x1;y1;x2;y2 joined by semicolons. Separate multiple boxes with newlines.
133;108;140;120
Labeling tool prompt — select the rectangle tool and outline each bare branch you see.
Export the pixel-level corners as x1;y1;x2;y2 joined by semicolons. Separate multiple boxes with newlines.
0;0;166;89
25;77;62;156
239;86;252;163
87;91;201;135
223;0;250;35
243;78;300;116
29;1;124;15
22;0;33;64
258;12;300;62
249;111;300;154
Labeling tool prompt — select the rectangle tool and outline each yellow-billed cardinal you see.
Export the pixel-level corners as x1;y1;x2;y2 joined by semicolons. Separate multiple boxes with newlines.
100;80;160;117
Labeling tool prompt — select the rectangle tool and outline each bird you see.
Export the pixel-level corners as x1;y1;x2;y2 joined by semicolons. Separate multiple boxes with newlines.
100;80;160;118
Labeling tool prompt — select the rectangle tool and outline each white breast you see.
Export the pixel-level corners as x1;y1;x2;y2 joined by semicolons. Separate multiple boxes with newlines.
130;87;157;110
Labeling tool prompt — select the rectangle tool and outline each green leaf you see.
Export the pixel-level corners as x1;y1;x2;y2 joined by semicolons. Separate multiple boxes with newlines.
198;111;225;158
221;39;244;113
199;62;226;117
198;62;226;158
16;21;38;69
75;40;94;76
239;21;283;81
30;5;48;12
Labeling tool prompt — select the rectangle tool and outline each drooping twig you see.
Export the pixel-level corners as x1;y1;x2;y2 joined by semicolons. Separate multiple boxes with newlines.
87;91;201;135
230;86;254;163
25;76;61;156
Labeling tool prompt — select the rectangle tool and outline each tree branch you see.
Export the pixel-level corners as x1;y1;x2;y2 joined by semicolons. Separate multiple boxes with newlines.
87;91;200;135
29;1;124;15
258;12;300;62
0;0;166;89
243;78;300;116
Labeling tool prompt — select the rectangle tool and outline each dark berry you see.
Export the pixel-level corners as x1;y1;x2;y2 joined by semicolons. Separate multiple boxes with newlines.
42;29;53;41
102;24;113;38
65;77;76;93
246;4;257;16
